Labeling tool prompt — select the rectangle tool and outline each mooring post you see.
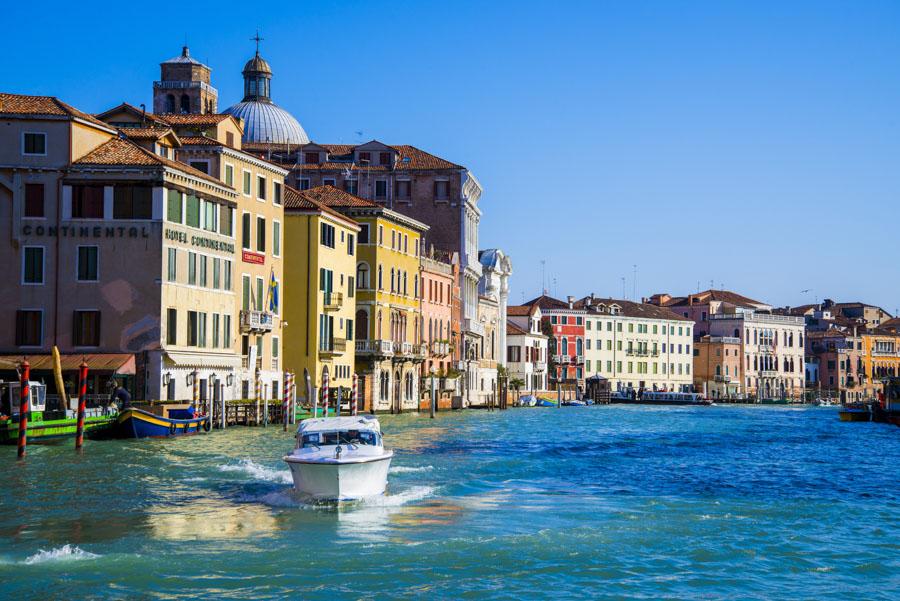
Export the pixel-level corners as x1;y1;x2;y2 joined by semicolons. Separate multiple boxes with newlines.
17;359;30;459
322;368;329;418
255;367;261;426
75;360;88;451
351;373;358;416
430;369;436;419
220;382;226;430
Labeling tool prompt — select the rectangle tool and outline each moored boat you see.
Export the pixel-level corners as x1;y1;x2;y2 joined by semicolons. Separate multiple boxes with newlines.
839;402;873;422
116;405;209;438
610;390;711;406
0;381;117;443
284;415;393;501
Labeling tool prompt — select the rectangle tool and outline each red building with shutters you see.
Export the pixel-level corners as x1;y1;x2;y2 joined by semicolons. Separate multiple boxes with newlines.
523;294;587;392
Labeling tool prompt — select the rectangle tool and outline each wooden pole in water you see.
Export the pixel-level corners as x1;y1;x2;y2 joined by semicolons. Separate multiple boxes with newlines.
291;372;297;424
351;373;358;416
305;368;315;420
430;369;436;419
283;372;290;431
335;385;342;417
255;367;261;426
75;360;88;450
263;382;269;427
17;359;30;459
192;369;199;409
220;382;226;430
322;368;329;418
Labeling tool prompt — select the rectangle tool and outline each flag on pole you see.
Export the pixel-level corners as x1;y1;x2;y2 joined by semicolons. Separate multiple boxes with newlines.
268;270;279;313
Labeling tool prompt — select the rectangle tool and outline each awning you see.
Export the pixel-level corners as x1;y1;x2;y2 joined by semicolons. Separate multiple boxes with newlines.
163;352;241;370
0;353;136;374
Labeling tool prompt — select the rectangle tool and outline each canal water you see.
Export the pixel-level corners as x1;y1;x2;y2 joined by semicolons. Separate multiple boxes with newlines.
1;406;898;600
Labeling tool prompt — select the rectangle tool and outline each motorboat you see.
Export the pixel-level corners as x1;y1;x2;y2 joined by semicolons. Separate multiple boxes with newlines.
284;416;393;501
517;395;538;407
116;404;209;438
610;390;711;406
0;381;117;443
561;399;587;406
812;397;837;407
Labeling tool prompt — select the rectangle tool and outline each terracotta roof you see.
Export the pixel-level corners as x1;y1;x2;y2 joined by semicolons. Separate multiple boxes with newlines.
241;141;464;171
506;322;530;336
178;135;221;146
0;92;113;130
155;113;235;127
120;127;177;141
283;185;362;225
288;185;380;209
663;289;767;309
72;137;227;187
523;294;577;312
95;102;169;127
507;305;538;317
575;296;694;322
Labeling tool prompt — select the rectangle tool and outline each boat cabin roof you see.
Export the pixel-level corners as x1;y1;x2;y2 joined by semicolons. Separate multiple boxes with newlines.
298;415;381;435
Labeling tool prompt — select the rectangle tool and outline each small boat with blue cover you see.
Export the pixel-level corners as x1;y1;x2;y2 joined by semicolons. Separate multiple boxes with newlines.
116;404;209;438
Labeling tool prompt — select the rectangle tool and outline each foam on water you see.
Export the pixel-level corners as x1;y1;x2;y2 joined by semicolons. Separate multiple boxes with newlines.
389;465;434;474
23;545;99;565
219;459;292;484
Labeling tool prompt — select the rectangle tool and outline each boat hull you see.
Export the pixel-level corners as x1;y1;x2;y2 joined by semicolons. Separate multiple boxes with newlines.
116;408;209;439
609;398;712;406
0;414;117;444
285;453;393;501
839;410;872;422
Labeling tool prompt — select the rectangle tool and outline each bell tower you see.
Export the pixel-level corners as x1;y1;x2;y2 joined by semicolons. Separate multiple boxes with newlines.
153;46;218;115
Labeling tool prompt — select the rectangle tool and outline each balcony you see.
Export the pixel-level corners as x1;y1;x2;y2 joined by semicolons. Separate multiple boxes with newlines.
430;341;450;356
240;310;274;333
464;318;485;337
758;344;775;353
533;361;547;371
575;355;585;364
714;375;731;383
872;349;899;357
356;339;394;357
626;348;660;358
759;370;778;377
323;291;343;311
318;337;347;358
553;355;572;364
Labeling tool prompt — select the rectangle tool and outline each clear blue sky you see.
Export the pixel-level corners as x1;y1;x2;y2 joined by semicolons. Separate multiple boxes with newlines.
5;1;900;313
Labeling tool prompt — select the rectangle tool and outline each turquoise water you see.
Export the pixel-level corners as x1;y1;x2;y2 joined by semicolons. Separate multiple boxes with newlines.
1;406;898;600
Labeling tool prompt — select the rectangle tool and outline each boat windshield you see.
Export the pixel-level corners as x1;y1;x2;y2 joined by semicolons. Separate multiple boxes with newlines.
302;430;379;448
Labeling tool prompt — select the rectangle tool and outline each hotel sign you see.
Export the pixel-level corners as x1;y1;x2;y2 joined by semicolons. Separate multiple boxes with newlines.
22;224;150;238
164;228;235;254
242;250;265;265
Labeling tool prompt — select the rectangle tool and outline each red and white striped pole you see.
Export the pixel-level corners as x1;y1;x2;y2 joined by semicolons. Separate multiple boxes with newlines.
321;368;329;418
75;360;88;450
282;372;291;430
351;373;358;416
192;369;199;409
17;360;30;459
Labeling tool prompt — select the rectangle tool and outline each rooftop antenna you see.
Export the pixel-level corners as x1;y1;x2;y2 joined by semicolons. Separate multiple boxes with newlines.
552;277;558;298
709;279;714;290
621;277;626;299
632;264;637;301
696;281;700;293
540;259;546;295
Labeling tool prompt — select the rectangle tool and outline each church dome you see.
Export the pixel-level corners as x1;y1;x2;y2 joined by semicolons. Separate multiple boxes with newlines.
224;100;309;145
223;46;308;145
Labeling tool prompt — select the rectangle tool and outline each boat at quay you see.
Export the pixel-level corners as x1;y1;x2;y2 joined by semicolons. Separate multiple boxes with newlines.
610;390;712;406
0;381;117;443
115;405;210;438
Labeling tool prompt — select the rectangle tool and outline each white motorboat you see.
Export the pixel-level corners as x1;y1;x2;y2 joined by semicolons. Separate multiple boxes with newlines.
283;415;393;501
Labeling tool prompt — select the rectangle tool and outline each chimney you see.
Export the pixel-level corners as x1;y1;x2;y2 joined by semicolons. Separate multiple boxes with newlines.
567;295;574;309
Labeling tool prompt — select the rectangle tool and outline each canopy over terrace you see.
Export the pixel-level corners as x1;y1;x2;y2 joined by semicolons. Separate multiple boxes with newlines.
0;353;135;374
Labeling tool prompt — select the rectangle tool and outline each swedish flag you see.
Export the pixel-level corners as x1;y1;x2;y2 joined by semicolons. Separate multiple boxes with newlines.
268;271;279;312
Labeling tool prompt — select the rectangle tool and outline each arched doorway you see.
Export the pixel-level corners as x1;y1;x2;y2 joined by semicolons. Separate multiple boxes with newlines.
393;370;402;413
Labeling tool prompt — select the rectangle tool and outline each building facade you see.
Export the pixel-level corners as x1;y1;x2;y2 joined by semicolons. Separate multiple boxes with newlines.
806;329;865;402
283;186;359;400
420;256;454;378
693;335;742;399
524;295;587;391
506;305;548;393
576;296;695;393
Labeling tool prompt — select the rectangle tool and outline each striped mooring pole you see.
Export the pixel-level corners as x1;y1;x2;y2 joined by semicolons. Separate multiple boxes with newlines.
192;369;200;409
321;368;329;418
255;367;261;425
283;372;291;431
74;360;89;450
351;373;358;416
17;360;30;459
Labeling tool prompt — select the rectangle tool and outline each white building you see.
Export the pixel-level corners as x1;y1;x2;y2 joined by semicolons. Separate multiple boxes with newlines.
506;305;548;393
576;296;695;393
707;311;806;400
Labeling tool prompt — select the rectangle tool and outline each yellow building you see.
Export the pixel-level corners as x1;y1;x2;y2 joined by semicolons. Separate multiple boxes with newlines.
282;186;360;398
862;330;900;396
303;185;428;412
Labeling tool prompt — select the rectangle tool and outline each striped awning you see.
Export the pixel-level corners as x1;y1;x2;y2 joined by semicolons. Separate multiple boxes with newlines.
0;353;136;374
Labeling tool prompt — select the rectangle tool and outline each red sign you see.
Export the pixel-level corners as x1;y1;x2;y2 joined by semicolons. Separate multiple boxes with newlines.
242;250;265;265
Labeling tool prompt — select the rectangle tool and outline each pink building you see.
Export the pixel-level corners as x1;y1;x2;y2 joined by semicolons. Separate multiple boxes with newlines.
420;256;454;378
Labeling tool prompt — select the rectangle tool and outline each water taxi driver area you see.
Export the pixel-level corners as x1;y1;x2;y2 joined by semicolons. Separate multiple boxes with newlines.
300;430;380;448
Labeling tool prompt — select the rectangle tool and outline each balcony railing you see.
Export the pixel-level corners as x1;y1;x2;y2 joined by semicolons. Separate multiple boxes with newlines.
626;348;660;357
758;344;775;353
464;318;485;337
356;339;394;356
872;349;899;357
240;310;274;332
713;375;731;383
553;355;572;364
318;337;347;357
430;341;450;356
759;370;778;377
323;291;343;311
575;355;585;364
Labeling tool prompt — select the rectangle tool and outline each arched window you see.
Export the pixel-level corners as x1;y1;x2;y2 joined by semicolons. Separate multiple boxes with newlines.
356;309;369;340
356;262;369;289
562;337;568;355
403;272;408;295
734;328;740;338
377;310;383;339
180;94;190;113
414;275;418;298
377;266;383;290
428;318;433;342
380;371;389;401
165;94;175;113
576;338;583;355
390;268;395;292
405;372;414;400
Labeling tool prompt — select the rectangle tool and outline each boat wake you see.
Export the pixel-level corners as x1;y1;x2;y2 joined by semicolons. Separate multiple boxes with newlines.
389;465;434;474
247;484;438;510
23;545;99;565
218;459;292;484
